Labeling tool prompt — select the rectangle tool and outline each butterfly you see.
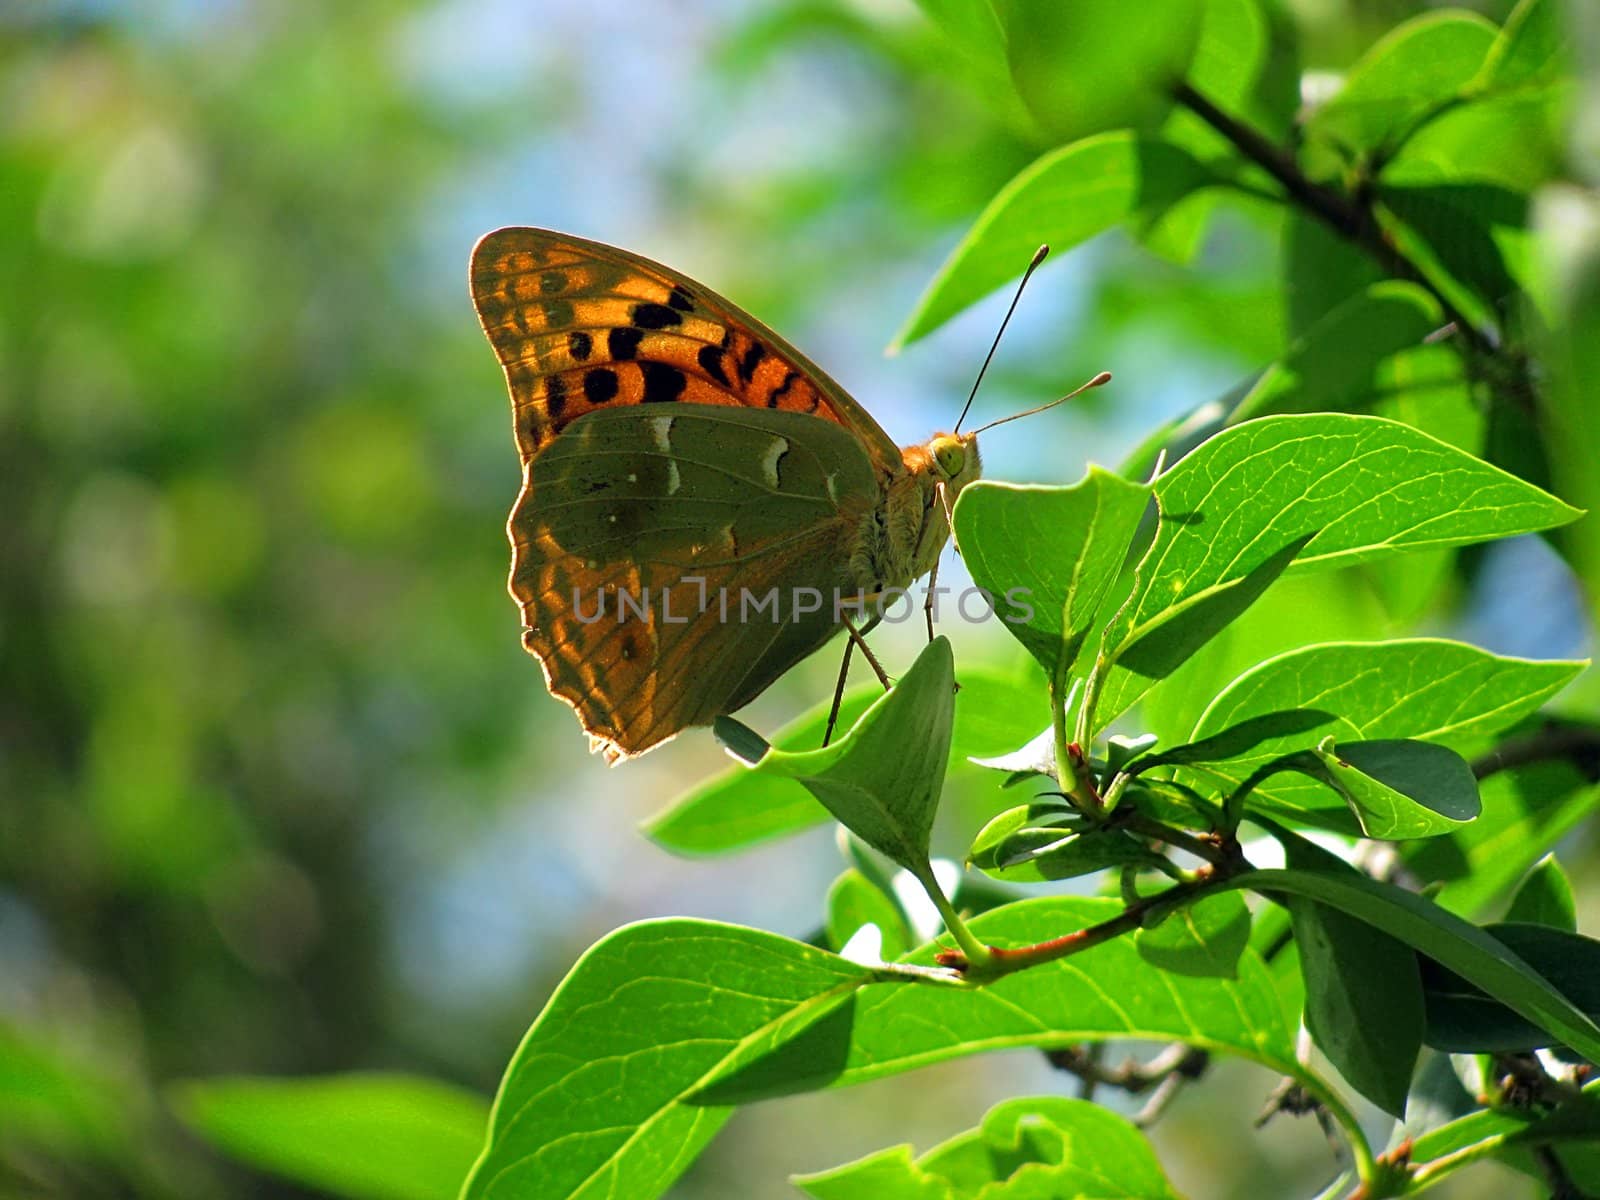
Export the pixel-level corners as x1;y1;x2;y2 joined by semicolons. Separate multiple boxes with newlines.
470;227;983;763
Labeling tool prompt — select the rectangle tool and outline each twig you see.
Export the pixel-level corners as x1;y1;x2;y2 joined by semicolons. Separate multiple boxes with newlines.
1120;812;1237;869
935;868;1232;978
1046;1043;1211;1125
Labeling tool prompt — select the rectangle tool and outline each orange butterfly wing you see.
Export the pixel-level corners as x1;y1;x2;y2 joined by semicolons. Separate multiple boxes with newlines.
469;228;900;760
469;227;903;469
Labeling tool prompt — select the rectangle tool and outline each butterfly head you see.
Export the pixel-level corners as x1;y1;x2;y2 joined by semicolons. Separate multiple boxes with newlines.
925;431;982;497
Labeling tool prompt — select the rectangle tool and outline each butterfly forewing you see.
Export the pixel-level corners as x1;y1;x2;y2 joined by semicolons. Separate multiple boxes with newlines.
470;227;903;473
514;405;882;760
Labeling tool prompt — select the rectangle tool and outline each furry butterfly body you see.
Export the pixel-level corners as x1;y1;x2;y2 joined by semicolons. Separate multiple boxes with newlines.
470;227;980;761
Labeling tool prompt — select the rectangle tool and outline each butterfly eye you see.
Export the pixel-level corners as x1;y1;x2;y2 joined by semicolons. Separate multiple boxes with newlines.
932;437;966;479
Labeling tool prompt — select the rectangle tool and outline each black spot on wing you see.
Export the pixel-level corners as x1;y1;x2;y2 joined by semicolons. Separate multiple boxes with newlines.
542;299;574;328
738;342;766;384
608;327;643;361
545;372;567;419
640;362;687;404
631;302;682;330
669;284;695;312
540;271;565;294
568;330;592;362
697;344;729;386
583;368;619;404
767;370;797;408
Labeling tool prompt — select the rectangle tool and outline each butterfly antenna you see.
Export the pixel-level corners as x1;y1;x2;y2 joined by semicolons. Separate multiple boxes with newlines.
969;370;1113;437
953;243;1051;436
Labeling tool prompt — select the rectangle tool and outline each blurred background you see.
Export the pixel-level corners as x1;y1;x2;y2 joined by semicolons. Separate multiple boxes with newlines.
1;1;1594;1197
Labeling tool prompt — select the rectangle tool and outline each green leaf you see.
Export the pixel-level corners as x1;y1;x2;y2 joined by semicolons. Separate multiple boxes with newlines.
724;638;954;875
1231;282;1444;421
1135;890;1251;979
1183;0;1267;119
1178;640;1583;832
1384;85;1569;192
1384;0;1571;194
1264;833;1423;1117
169;1074;488;1200
1001;0;1202;143
793;1144;951;1200
954;468;1152;686
800;1097;1181;1199
1539;189;1600;597
1308;738;1481;840
1281;212;1385;338
1374;185;1529;337
1504;854;1577;930
1091;532;1313;727
971;823;1161;884
827;869;912;961
1472;0;1566;93
911;0;1011;101
1304;11;1497;158
1089;414;1579;732
892;133;1218;349
1132;709;1335;770
1408;756;1600;917
1422;922;1600;1052
645;665;1045;856
1411;1082;1600;1168
1151;0;1297;258
462;921;871;1200
695;895;1296;1105
0;1021;139;1155
966;800;1076;864
1382;184;1527;291
1229;857;1600;1065
1290;897;1423;1116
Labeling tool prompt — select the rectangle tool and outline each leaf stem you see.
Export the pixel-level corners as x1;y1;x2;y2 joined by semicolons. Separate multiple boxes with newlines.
1289;1068;1381;1194
913;863;992;970
1051;679;1100;813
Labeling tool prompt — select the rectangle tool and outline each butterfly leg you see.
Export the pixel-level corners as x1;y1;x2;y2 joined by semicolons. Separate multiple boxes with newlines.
823;638;854;748
923;553;941;643
824;614;885;747
841;614;890;690
924;478;959;641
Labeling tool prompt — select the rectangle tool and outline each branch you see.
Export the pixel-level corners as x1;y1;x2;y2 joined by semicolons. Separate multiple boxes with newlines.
1472;720;1600;782
935;868;1231;978
1171;81;1495;356
1046;1043;1210;1125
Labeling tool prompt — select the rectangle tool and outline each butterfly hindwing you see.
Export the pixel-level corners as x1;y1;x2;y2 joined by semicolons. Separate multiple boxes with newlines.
513;404;882;760
470;227;904;474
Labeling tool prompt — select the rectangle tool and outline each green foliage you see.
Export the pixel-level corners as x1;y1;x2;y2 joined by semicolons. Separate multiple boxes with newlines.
954;467;1150;686
460;922;873;1200
714;638;955;877
893;132;1219;348
645;664;1049;855
1003;0;1203;144
793;1097;1183;1199
10;3;1600;1200
169;1075;488;1200
1504;854;1578;930
1420;922;1600;1052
